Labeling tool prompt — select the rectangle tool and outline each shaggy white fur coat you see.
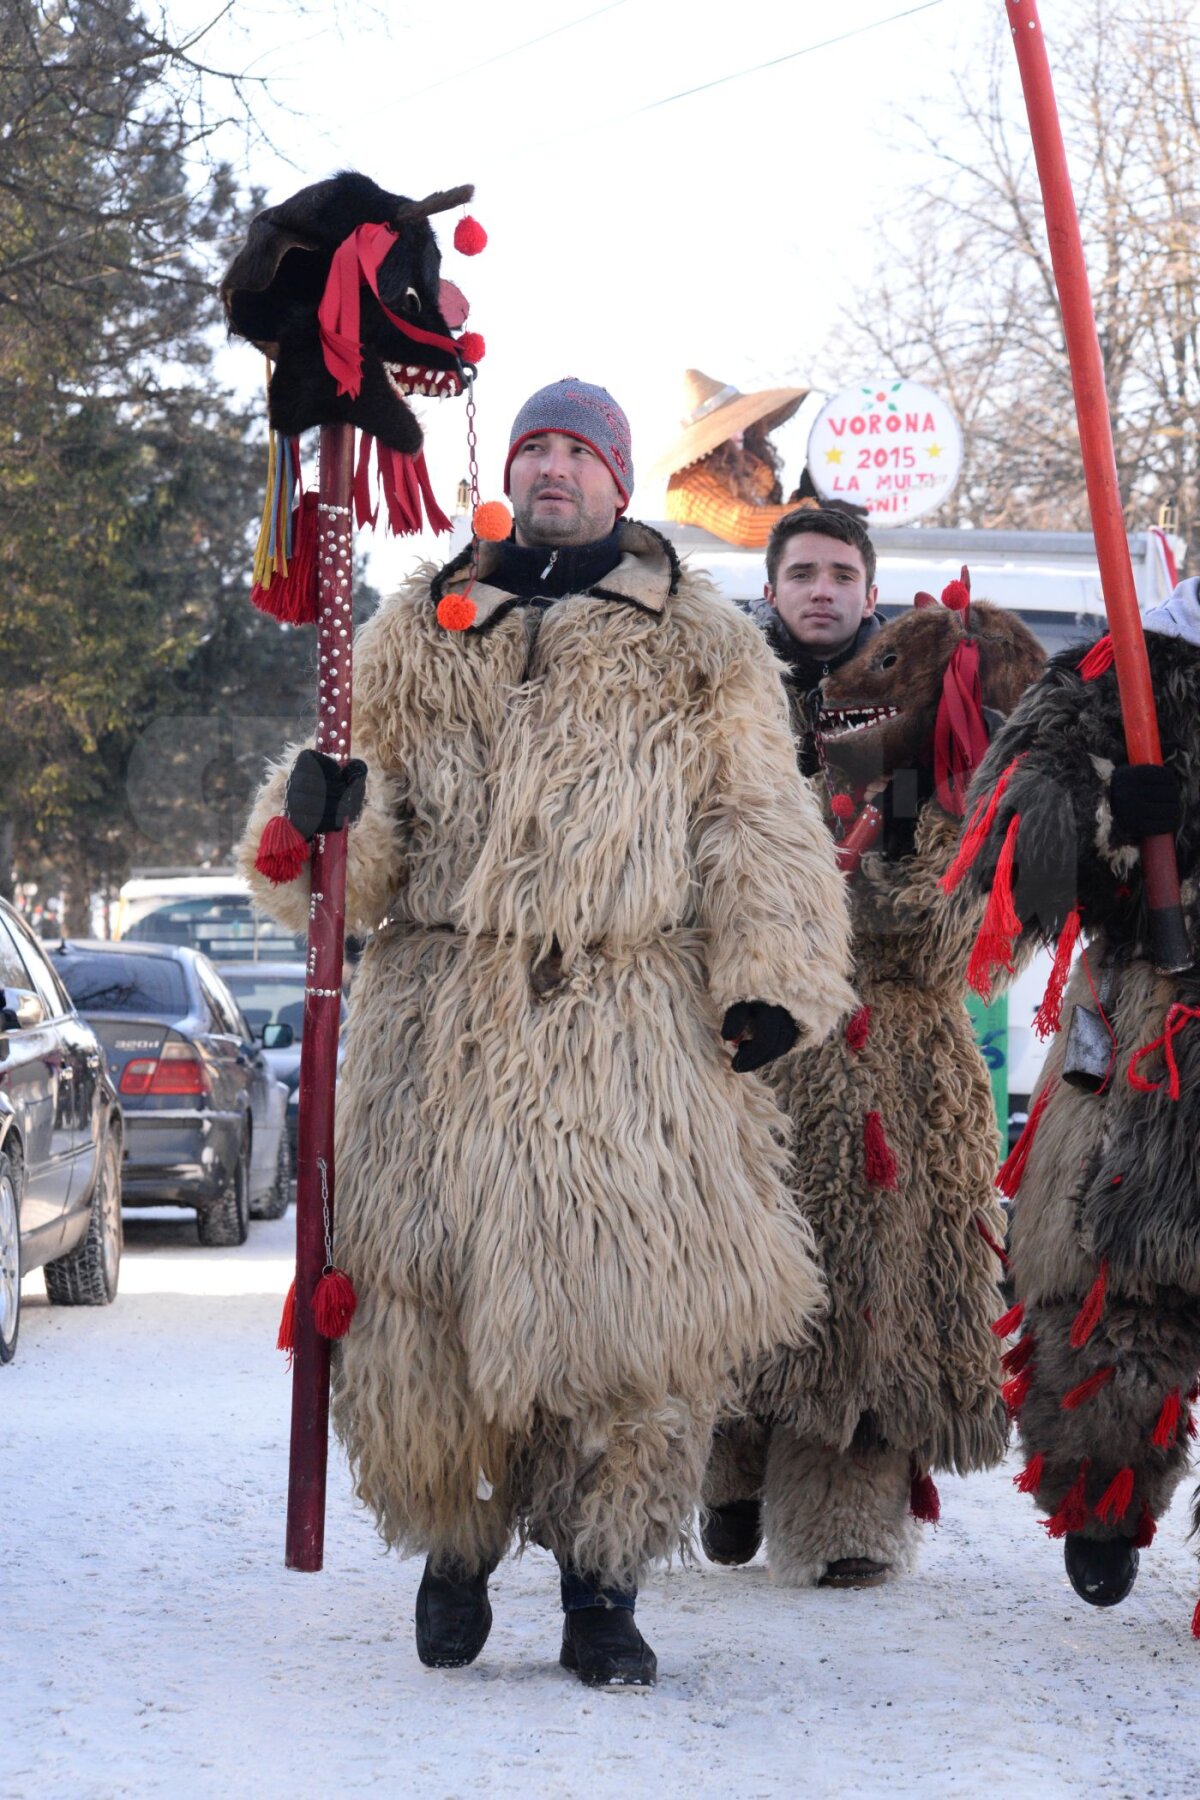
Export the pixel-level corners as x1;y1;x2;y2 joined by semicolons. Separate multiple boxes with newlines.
240;521;856;1583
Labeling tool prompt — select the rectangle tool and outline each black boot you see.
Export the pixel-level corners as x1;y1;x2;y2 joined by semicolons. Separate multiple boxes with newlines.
1064;1533;1140;1608
414;1557;493;1667
700;1498;762;1566
560;1606;657;1689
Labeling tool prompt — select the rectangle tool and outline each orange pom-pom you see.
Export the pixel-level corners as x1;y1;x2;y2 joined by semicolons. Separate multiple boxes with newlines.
457;331;485;365
453;215;488;255
437;592;477;632
472;500;512;542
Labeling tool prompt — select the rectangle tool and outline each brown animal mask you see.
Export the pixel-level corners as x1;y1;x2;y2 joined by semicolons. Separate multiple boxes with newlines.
222;171;477;455
819;590;1044;805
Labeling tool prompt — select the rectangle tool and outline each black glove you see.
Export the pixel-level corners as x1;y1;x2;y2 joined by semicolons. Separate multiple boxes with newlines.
720;1001;799;1073
284;749;367;839
1109;762;1182;843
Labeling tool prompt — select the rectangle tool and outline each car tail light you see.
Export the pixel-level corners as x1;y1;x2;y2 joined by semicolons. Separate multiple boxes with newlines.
119;1042;209;1097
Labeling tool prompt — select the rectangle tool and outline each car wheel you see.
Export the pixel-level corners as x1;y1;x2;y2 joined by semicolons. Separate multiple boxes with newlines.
252;1129;292;1222
197;1130;251;1248
43;1129;123;1307
0;1147;22;1364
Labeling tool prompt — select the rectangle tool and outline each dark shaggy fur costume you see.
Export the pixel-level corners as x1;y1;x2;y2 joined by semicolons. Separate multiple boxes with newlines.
706;598;1043;1585
954;631;1200;1560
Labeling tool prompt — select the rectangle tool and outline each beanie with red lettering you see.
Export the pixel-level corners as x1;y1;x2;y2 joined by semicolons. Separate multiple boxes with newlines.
503;378;633;511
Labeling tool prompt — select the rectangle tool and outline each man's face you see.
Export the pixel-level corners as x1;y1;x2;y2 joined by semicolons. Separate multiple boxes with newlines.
766;530;878;653
509;432;620;547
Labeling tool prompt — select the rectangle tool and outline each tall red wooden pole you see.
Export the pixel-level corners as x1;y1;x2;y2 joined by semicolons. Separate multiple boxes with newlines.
1006;0;1190;972
285;421;355;1570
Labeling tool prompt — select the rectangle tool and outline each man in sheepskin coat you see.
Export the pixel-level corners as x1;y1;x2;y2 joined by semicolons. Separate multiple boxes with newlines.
702;513;1041;1588
948;578;1200;1626
239;381;856;1687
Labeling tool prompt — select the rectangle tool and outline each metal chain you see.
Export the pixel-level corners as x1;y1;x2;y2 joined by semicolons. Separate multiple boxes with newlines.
465;376;480;510
318;1155;333;1272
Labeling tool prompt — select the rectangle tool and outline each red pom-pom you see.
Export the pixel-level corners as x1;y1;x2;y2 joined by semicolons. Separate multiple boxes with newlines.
941;579;970;612
453;215;488;255
830;792;857;823
472;500;512;542
456;330;486;365
313;1266;358;1340
276;1278;296;1360
909;1470;941;1524
437;592;477;631
255;814;310;885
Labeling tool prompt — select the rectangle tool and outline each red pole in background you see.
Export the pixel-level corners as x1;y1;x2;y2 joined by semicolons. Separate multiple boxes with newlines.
1006;0;1190;973
285;421;355;1570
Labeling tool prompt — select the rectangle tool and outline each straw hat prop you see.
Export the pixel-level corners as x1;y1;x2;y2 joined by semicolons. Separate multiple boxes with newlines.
649;368;808;482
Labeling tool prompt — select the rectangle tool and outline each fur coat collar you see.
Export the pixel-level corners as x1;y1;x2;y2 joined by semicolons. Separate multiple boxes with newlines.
431;518;681;631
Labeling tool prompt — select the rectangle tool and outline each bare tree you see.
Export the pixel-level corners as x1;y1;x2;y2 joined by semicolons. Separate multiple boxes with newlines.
830;0;1200;559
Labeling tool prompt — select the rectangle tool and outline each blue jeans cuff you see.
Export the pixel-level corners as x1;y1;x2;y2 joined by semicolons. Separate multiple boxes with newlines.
559;1564;637;1613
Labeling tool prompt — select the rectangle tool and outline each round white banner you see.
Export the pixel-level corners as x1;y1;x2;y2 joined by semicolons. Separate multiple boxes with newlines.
806;379;962;525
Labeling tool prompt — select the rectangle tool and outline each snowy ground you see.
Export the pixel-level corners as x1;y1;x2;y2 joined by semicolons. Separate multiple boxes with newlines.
5;1210;1200;1800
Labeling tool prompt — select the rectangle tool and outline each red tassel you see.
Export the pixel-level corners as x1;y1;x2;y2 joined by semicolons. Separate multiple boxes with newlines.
1014;1452;1045;1494
992;1300;1025;1338
1002;1334;1036;1375
276;1278;296;1357
940;754;1023;894
1034;906;1083;1041
1003;1367;1034;1417
453;215;488;255
1069;1261;1108;1349
251;490;319;625
1077;633;1115;680
975;1216;1009;1265
996;1082;1053;1199
966;814;1022;998
1042;1460;1090;1537
1191;1598;1200;1640
909;1470;941;1524
313;1266;358;1340
1062;1365;1115;1410
1151;1389;1181;1450
864;1111;898;1188
254;814;310;885
1094;1467;1135;1525
845;1005;872;1051
1132;1502;1157;1548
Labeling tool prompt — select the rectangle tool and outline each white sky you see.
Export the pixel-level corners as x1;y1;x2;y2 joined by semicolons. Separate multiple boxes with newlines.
176;0;1004;583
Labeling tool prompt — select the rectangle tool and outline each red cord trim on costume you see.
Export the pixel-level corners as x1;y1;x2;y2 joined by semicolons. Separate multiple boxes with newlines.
845;1005;872;1051
934;638;991;817
966;814;1022;999
1127;1004;1200;1101
992;1300;1025;1338
1034;907;1083;1042
864;1111;898;1188
1069;1261;1108;1350
1077;634;1115;680
975;1216;1009;1266
909;1470;941;1525
1152;1389;1181;1450
996;1082;1054;1200
1094;1467;1135;1525
1061;1366;1115;1410
1042;1461;1090;1537
1002;1334;1036;1376
1003;1367;1034;1418
1014;1452;1045;1494
940;754;1024;894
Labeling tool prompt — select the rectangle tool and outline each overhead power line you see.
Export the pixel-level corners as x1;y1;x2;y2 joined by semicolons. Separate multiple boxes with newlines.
629;0;947;115
400;0;629;104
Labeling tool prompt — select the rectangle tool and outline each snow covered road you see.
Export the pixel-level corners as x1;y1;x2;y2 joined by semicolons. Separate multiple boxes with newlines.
5;1210;1200;1800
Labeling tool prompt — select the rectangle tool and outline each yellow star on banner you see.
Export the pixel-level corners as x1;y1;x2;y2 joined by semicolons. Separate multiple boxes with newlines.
927;442;943;459
825;446;844;464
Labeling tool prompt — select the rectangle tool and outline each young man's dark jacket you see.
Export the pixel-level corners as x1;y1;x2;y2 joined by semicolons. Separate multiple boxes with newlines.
746;598;883;773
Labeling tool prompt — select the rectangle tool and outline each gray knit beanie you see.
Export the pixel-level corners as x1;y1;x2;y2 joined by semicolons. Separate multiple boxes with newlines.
504;378;633;510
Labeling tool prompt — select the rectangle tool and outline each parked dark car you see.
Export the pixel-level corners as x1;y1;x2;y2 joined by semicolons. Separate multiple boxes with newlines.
0;898;124;1364
50;941;291;1246
218;962;348;1166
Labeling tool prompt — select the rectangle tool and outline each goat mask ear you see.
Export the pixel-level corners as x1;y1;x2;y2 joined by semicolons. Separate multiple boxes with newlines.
221;171;475;454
